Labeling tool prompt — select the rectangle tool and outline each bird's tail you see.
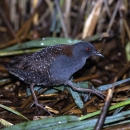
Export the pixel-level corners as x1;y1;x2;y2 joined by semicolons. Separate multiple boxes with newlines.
2;63;10;70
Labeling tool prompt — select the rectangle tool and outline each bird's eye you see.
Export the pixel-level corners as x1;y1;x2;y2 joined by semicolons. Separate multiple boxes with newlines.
86;47;90;51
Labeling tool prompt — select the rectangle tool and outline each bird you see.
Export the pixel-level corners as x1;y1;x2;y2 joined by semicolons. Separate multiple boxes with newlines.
4;41;104;114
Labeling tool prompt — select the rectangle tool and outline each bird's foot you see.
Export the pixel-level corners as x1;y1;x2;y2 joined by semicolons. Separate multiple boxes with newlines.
66;81;105;99
31;101;52;116
91;89;105;99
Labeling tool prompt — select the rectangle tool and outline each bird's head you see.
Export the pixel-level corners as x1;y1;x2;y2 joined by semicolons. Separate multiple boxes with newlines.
73;41;104;58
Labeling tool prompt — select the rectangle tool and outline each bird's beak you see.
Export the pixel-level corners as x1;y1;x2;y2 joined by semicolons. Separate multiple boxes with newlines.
93;50;104;57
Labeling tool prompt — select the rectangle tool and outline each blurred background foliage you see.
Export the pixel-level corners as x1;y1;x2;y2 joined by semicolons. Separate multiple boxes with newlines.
0;0;130;129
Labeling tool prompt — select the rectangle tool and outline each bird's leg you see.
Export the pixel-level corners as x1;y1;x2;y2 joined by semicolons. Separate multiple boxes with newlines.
30;84;52;115
66;81;105;99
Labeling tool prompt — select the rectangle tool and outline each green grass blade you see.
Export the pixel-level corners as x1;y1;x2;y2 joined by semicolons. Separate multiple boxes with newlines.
2;116;78;130
0;37;81;52
79;98;130;120
0;104;29;121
